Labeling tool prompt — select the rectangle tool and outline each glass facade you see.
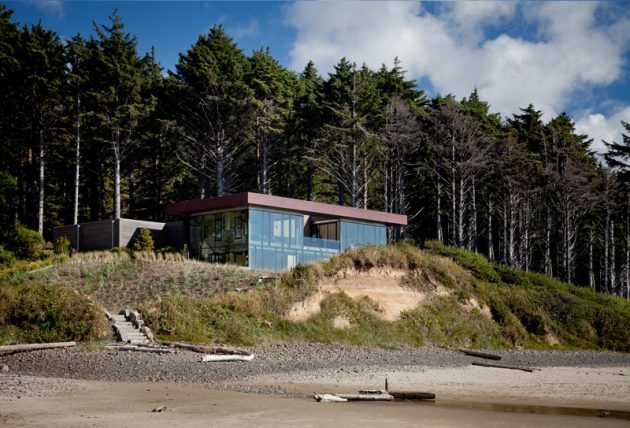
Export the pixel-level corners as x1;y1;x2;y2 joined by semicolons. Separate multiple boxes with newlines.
340;220;387;252
189;207;388;271
189;209;249;266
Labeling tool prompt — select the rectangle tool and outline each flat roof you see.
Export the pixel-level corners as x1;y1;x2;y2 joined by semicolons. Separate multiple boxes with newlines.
166;192;407;226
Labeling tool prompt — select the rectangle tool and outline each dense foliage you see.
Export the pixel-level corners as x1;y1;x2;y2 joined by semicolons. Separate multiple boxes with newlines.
1;6;630;296
138;243;630;350
0;282;109;343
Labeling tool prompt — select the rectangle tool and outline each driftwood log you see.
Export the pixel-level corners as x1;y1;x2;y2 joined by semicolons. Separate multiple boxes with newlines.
0;342;76;353
335;393;393;401
389;391;436;400
162;341;251;356
472;361;534;372
314;394;348;403
460;349;502;360
201;354;255;362
109;345;174;354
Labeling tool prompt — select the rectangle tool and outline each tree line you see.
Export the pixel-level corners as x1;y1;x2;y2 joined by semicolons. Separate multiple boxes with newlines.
1;6;629;297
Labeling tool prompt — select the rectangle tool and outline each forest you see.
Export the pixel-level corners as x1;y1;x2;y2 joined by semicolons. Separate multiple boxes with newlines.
1;6;629;297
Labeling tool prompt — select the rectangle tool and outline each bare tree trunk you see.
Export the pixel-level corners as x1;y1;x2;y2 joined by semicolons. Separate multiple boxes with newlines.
604;209;610;292
502;203;508;264
113;130;121;219
610;219;616;294
470;178;477;252
37;128;44;235
363;166;369;209
544;208;553;277
458;177;465;248
73;89;81;225
588;227;596;290
487;198;494;260
216;132;225;197
436;181;442;242
451;144;456;247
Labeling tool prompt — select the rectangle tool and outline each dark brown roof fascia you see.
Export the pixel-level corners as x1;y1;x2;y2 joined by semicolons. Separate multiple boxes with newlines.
166;192;407;226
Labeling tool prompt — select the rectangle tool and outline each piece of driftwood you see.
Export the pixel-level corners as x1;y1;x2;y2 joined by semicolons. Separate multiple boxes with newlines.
472;361;533;372
109;345;173;354
201;354;255;362
389;391;436;400
460;349;502;361
196;345;251;356
152;405;167;413
0;342;76;353
335;393;393;401
314;394;348;403
162;341;251;356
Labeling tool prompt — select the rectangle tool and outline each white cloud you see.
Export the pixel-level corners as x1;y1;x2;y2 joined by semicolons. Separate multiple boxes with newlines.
575;107;630;154
285;1;629;121
25;0;63;16
233;20;260;40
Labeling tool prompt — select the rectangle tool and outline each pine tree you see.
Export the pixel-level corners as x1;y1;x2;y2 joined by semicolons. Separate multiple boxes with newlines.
604;121;630;182
87;9;152;219
173;26;252;197
18;23;66;234
246;48;295;195
292;61;324;201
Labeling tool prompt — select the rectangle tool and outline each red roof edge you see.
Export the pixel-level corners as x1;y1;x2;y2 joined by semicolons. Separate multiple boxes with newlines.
166;192;407;226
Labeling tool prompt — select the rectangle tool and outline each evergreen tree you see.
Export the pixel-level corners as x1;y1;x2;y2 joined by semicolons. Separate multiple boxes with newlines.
86;9;152;219
246;48;295;195
604;121;630;182
17;23;66;234
292;60;324;201
173;26;252;197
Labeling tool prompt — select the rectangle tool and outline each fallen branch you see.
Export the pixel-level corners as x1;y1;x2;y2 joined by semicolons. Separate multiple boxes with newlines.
460;349;502;360
108;345;173;354
0;342;76;353
314;394;348;403
388;391;436;400
472;361;533;372
335;393;393;401
162;341;251;356
201;354;255;362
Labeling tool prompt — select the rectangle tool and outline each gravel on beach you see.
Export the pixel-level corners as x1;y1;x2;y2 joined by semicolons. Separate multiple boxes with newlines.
2;343;629;395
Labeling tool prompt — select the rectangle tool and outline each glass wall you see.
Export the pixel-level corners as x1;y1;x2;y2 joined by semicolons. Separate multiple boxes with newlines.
189;209;248;266
248;208;340;271
340;221;387;252
189;208;387;271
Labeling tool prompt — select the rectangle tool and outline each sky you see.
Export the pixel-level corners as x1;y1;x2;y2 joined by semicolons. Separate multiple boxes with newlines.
5;0;630;153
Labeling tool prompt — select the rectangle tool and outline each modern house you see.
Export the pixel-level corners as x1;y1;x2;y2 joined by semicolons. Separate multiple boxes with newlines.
166;192;407;271
54;192;407;271
53;218;184;252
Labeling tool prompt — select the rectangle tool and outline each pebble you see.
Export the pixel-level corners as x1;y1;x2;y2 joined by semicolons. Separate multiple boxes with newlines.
1;344;629;398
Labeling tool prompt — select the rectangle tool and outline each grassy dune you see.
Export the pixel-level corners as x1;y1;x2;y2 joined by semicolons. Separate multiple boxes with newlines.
1;244;629;351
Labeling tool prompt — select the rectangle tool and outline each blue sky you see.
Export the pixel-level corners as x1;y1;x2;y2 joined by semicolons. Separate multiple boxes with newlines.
5;1;630;152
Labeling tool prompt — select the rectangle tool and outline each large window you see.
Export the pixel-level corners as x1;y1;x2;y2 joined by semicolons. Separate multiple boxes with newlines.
340;221;386;252
248;208;308;270
189;209;248;266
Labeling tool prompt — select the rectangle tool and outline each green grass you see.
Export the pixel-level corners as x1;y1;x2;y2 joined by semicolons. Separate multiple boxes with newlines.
3;242;629;351
0;282;110;344
135;242;630;350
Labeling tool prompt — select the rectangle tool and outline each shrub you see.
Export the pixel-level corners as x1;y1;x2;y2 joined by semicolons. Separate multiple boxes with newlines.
132;228;154;252
9;225;45;260
0;246;16;267
0;282;109;343
53;236;71;255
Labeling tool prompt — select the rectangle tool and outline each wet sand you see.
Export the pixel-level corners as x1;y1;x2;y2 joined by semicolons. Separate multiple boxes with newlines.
2;346;629;427
1;378;629;428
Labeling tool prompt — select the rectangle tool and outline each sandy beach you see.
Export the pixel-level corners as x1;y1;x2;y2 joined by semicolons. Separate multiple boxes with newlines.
1;345;629;427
